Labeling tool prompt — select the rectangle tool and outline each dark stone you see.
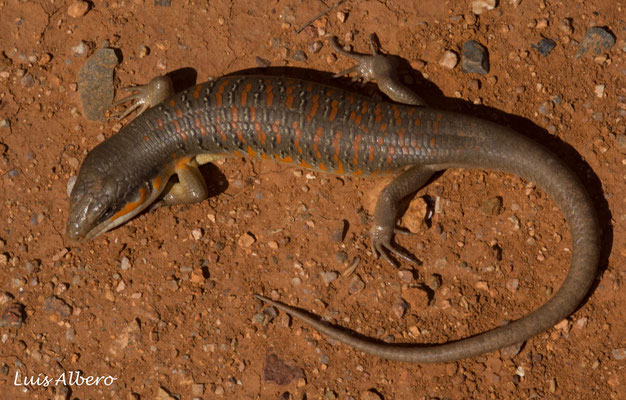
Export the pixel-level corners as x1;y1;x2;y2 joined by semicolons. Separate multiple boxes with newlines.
77;47;119;121
461;40;490;74
575;26;616;59
532;38;557;56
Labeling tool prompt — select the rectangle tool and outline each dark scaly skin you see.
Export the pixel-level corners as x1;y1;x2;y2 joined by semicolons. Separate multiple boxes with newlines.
68;67;600;362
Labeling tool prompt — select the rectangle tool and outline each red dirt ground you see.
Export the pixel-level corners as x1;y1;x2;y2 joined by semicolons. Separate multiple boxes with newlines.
0;1;624;399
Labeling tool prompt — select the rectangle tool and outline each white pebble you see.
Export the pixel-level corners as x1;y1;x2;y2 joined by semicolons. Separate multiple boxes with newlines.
472;0;496;15
594;84;605;98
439;50;459;69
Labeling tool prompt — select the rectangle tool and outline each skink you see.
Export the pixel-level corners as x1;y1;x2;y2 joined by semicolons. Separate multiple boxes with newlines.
67;36;600;363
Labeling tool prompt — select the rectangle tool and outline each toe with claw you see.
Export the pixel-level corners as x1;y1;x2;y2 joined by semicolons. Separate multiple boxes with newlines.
370;225;421;268
329;34;384;84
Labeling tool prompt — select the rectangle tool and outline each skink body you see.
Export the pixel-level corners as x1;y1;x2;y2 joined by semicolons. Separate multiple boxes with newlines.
67;48;600;363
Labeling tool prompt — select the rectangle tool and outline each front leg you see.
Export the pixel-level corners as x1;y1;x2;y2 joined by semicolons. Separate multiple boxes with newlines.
109;75;174;120
330;34;427;106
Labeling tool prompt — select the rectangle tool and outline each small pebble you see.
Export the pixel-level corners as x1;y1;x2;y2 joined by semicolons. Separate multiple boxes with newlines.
238;232;256;248
320;271;338;285
20;74;35;88
336;11;347;23
612;348;626;360
334;251;348;265
481;197;502;216
67;1;89;18
397;269;414;283
535;18;549;29
120;256;131;270
575;27;616;60
0;303;25;328
290;50;307;62
43;296;73;318
594;84;605;98
71;41;88;56
138;45;150;58
191;228;203;240
461;40;490;74
428;274;443;290
192;383;205;396
559;18;574;35
471;0;496;15
38;53;52;65
506;279;519;291
348;275;365;294
439;50;458;69
392;300;409;318
531;38;556;56
0;292;14;306
309;41;323;54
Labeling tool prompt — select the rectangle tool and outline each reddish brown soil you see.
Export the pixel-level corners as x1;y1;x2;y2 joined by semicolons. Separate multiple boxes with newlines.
0;1;624;399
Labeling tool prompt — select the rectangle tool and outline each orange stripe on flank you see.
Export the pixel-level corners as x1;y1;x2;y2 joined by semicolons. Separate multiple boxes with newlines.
241;83;252;106
306;94;319;122
368;145;375;162
247;146;257;158
285;86;295;109
336;161;344;175
254;122;266;145
278;155;293;164
313;127;323;159
216;122;227;142
152;175;163;191
332;131;342;162
329;99;339;122
397;128;406;145
169;99;176;107
112;186;148;220
157;117;164;129
215;79;229;107
193;84;201;99
195;117;207;136
352;135;362;165
374;104;382;124
176;108;183;118
433;113;442;134
265;85;274;107
293;121;302;154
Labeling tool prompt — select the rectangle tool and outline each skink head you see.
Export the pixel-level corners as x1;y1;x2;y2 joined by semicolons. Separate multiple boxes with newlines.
66;168;125;241
66;158;160;241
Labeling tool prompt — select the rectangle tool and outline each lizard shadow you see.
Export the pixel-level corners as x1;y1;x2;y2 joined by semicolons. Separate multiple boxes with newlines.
166;65;611;309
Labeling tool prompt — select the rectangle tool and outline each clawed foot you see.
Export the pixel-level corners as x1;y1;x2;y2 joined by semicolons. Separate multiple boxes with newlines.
370;225;421;268
329;33;385;85
109;75;174;120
